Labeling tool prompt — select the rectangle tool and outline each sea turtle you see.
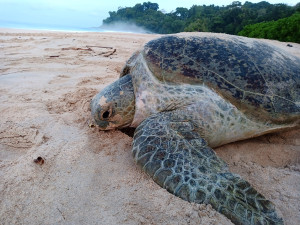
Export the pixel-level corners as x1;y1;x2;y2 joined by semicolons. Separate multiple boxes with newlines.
91;33;300;225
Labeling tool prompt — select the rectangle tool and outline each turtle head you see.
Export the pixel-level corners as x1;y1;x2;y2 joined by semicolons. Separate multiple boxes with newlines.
91;75;135;130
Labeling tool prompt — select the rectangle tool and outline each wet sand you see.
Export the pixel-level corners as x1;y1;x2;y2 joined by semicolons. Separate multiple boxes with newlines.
0;28;299;225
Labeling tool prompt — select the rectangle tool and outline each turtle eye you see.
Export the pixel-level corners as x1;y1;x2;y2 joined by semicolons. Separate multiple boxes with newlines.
102;111;110;119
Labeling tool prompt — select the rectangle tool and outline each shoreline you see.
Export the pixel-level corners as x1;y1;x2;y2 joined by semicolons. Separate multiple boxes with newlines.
0;26;152;34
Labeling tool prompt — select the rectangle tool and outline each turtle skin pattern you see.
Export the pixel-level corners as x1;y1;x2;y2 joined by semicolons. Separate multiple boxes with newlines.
132;111;283;225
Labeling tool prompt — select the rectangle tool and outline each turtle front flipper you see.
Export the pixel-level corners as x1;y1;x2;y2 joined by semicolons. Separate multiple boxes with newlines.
132;111;283;225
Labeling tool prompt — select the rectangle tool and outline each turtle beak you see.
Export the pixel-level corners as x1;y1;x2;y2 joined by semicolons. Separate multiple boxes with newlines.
95;120;109;130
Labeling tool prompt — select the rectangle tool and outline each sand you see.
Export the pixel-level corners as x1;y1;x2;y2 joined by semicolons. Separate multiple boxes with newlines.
0;28;299;225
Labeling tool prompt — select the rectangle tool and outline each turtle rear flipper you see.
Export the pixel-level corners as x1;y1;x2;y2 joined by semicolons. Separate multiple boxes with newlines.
132;111;283;225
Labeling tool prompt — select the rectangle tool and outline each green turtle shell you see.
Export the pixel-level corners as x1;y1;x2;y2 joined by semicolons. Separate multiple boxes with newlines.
142;34;300;123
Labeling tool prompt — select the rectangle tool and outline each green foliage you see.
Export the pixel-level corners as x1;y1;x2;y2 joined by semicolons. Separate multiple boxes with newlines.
102;1;299;42
238;13;300;43
184;19;209;32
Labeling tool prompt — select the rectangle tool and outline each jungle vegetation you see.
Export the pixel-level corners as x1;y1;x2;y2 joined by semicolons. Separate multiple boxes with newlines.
238;12;300;43
102;1;300;43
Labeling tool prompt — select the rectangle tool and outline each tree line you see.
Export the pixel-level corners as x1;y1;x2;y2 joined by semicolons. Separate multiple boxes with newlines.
102;1;300;43
238;12;300;43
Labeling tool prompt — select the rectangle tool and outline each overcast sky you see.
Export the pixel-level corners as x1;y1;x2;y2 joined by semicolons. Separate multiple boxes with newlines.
0;0;298;29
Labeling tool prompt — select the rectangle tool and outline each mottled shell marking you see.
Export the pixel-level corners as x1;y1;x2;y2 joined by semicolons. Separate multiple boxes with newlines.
143;35;300;122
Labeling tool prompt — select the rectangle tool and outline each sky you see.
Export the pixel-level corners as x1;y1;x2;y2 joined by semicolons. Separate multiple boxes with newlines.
0;0;299;29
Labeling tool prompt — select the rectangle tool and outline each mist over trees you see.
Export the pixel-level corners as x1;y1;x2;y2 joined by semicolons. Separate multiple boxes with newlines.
102;1;300;43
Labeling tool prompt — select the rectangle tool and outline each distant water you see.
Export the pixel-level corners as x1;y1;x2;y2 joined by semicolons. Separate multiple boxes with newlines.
0;21;106;32
0;21;151;33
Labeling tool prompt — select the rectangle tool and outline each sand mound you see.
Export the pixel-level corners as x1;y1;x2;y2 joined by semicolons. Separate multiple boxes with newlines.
0;29;299;225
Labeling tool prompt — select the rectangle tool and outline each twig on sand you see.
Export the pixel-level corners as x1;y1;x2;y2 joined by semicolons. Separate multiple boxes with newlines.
62;47;93;51
86;45;113;49
57;208;65;220
60;46;116;57
103;49;116;57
